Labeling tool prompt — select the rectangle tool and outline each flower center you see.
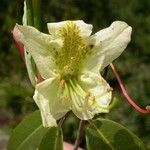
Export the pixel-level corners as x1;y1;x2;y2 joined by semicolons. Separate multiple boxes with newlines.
55;21;90;79
59;78;96;110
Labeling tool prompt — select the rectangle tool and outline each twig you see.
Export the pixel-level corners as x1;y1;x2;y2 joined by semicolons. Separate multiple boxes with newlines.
101;66;109;77
73;120;85;150
110;63;150;114
58;111;71;127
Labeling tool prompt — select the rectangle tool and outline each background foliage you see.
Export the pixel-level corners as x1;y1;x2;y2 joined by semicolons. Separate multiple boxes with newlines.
0;0;150;149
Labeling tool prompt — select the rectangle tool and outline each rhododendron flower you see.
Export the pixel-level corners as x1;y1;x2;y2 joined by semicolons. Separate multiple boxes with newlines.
13;20;132;127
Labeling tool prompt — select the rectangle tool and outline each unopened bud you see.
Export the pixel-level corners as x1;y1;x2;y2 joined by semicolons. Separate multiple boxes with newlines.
12;26;25;61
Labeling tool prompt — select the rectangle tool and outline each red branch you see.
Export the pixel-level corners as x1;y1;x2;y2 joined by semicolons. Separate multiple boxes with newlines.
110;63;150;114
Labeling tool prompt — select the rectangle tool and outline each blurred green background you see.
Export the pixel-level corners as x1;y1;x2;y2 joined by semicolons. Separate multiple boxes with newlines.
0;0;150;149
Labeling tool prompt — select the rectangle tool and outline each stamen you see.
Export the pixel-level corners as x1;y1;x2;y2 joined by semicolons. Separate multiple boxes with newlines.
69;79;85;98
110;63;150;114
60;81;70;102
69;79;95;107
68;82;83;110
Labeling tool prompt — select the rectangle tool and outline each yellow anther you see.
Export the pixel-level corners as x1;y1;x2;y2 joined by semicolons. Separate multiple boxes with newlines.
85;92;91;100
107;87;113;92
59;79;65;87
85;92;95;106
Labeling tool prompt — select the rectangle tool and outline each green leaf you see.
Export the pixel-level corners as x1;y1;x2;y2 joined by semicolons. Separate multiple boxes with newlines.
7;110;48;150
39;127;63;150
32;0;42;30
26;0;34;26
86;119;147;150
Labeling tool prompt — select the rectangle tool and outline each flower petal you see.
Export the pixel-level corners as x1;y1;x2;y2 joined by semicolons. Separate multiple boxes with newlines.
79;72;112;107
47;20;93;38
24;50;37;86
34;90;57;127
82;21;132;73
34;76;71;121
16;24;61;79
69;72;111;120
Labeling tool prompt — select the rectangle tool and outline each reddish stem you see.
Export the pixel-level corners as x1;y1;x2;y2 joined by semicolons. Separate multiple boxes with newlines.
110;63;150;114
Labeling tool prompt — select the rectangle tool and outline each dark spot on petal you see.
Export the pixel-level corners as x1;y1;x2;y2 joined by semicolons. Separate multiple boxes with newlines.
89;44;94;49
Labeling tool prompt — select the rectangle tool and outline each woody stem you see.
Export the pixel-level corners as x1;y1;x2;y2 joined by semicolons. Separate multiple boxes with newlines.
58;111;71;127
73;120;85;150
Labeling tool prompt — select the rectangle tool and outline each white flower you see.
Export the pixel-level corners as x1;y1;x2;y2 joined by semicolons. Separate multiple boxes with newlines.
15;20;132;127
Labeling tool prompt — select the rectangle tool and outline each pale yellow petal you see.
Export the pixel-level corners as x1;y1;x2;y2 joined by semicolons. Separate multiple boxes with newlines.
68;72;111;120
79;71;112;108
47;20;93;38
35;76;71;120
82;21;132;73
16;24;60;79
34;90;57;127
24;49;37;86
